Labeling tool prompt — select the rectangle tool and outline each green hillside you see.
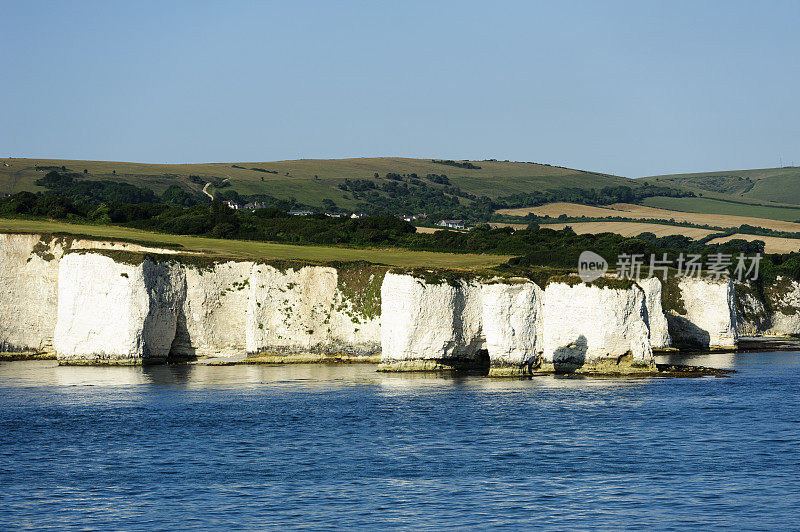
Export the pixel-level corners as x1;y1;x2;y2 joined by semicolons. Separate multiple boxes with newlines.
641;166;800;205
639;196;800;222
0;156;632;211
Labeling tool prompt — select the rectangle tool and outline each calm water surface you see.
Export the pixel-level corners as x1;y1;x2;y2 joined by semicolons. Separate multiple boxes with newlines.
1;352;799;530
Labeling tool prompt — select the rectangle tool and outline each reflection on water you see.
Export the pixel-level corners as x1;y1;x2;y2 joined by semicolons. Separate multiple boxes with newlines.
1;352;799;530
655;349;797;369
1;359;700;391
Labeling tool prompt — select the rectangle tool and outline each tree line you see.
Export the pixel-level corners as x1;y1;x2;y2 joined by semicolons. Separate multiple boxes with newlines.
2;190;798;285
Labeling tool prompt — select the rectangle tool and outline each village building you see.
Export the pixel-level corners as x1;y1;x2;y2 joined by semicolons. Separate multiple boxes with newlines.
436;219;465;229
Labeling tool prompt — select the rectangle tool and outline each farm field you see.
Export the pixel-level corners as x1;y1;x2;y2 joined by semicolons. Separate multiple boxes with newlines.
705;234;800;254
638;196;800;223
491;220;798;253
0;219;510;269
496;202;800;232
497;203;621;218
536;222;717;240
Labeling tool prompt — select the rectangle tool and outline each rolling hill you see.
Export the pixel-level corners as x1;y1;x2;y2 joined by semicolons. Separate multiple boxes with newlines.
640;166;800;206
0;156;635;211
7;156;800;233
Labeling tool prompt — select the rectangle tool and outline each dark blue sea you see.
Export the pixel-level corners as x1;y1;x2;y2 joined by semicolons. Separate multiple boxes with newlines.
1;352;799;530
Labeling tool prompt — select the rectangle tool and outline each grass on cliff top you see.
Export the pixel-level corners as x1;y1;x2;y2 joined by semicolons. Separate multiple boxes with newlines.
0;218;510;269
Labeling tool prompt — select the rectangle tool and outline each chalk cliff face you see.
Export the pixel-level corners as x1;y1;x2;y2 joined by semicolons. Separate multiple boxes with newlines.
481;281;543;367
0;234;187;353
735;284;769;336
7;232;800;369
638;278;671;349
765;278;800;335
667;277;738;348
53;253;185;363
0;232;390;362
379;274;658;370
380;272;484;365
0;234;63;352
176;261;254;357
246;264;381;356
540;282;654;365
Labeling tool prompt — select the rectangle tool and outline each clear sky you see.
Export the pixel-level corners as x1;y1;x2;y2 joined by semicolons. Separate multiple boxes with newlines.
2;0;798;177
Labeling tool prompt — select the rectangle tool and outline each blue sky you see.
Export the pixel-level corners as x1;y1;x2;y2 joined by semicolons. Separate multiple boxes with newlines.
2;0;798;177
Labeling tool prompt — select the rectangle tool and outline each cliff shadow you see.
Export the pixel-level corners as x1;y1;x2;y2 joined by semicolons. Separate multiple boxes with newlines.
552;335;588;373
449;281;488;373
665;314;711;350
168;309;197;363
142;363;195;386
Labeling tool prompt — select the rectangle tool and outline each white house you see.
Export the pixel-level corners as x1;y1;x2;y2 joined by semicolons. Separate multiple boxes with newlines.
436;219;465;229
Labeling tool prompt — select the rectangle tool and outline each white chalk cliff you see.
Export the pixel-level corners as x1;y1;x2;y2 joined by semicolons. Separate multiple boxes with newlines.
54;253;184;363
9;232;800;369
380;273;658;369
0;234;385;362
667;277;738;348
638;277;672;349
765;278;800;335
481;281;543;367
540;281;653;365
0;233;182;353
246;264;381;356
0;233;62;352
380;272;484;364
177;261;254;357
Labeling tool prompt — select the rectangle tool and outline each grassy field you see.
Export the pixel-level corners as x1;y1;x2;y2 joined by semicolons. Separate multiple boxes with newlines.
0;219;510;269
640;166;800;205
639;196;800;222
0;157;633;209
497;201;800;232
